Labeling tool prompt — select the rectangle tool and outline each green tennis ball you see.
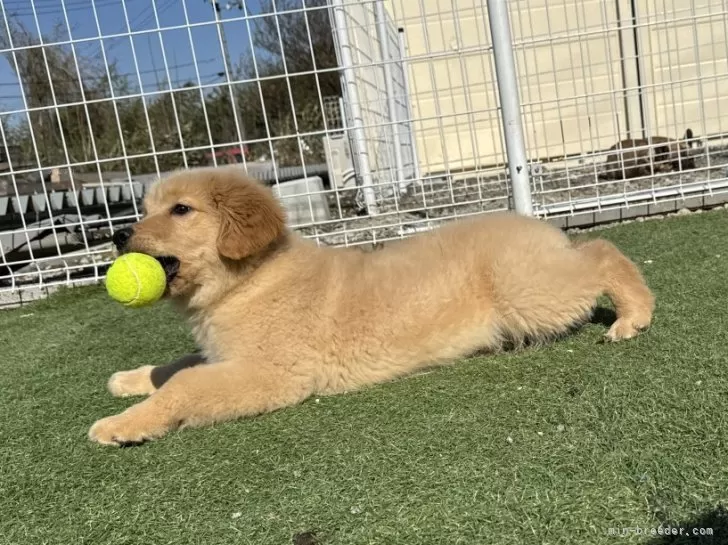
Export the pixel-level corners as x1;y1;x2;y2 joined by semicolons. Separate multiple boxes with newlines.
105;252;167;308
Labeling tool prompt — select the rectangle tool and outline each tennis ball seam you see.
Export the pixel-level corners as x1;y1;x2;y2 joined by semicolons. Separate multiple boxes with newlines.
123;256;143;304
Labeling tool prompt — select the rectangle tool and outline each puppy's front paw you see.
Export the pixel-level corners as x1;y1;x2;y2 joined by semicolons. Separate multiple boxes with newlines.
88;408;170;447
107;366;156;398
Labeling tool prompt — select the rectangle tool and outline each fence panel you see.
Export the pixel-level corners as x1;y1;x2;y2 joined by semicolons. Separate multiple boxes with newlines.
1;0;727;303
510;0;728;218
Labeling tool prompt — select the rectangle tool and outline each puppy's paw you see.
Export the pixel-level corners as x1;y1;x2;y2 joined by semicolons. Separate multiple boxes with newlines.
107;366;156;397
88;409;170;447
604;316;650;342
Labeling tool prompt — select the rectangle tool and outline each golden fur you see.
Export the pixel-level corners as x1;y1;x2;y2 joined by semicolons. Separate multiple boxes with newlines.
89;166;655;446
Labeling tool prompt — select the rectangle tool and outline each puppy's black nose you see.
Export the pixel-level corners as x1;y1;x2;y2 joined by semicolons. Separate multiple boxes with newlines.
112;227;133;250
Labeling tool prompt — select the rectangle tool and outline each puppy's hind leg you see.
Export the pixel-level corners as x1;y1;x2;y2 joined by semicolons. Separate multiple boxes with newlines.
574;239;655;341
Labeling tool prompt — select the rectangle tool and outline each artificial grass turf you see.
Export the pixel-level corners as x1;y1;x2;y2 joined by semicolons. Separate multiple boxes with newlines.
1;210;728;545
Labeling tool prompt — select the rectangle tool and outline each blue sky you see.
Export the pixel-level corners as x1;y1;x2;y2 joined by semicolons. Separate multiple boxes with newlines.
0;0;279;114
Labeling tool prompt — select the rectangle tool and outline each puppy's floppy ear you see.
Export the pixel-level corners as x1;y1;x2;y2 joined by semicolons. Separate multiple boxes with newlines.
212;175;286;260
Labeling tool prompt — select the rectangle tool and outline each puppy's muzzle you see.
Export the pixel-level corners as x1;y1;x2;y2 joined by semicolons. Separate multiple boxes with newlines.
112;227;133;251
111;226;180;284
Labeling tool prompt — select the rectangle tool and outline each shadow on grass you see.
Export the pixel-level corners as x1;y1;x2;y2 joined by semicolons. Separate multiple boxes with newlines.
465;305;618;358
590;306;617;328
150;351;207;388
642;506;728;544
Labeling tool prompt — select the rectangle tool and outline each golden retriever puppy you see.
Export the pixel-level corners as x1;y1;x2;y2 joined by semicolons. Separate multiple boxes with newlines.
89;166;654;446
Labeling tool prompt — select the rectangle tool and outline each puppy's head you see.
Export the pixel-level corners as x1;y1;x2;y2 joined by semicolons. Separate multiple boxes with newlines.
113;167;287;301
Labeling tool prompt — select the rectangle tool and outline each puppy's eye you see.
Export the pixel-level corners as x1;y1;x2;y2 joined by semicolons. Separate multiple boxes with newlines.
171;204;192;216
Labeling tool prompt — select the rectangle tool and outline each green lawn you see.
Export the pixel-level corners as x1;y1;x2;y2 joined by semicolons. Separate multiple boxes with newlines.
2;210;728;545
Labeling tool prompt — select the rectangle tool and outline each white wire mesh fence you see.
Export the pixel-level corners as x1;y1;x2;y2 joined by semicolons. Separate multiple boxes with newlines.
0;0;727;300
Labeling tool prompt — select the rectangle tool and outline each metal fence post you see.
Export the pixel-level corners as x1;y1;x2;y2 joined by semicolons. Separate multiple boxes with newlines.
397;28;423;190
486;0;533;216
331;0;379;215
374;0;406;195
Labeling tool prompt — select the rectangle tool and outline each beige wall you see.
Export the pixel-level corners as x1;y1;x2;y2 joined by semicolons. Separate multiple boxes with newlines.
377;0;728;175
387;0;503;173
336;1;390;184
636;0;728;141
